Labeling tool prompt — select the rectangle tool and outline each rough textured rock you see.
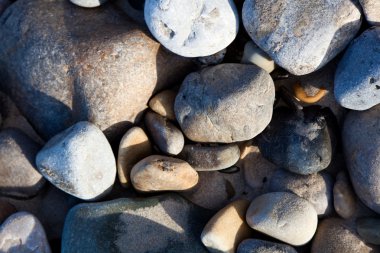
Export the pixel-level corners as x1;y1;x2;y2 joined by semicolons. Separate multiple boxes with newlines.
0;212;51;253
175;63;275;143
241;41;275;73
242;0;361;75
201;199;252;253
36;121;116;200
145;111;184;155
117;126;152;188
257;107;332;175
0;0;192;141
342;105;380;214
178;144;240;171
359;0;380;26
246;192;318;246
0;128;45;198
130;155;198;192
144;0;239;57
148;89;177;121
62;194;213;253
357;218;380;245
237;239;297;253
70;0;108;8
269;169;334;217
335;27;380;111
311;218;375;253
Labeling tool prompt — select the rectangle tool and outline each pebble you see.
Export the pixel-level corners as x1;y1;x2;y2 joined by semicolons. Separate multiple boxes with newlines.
175;63;275;143
342;105;380;213
333;171;357;219
241;41;275;73
144;0;239;57
257;107;333;175
242;0;361;75
117;127;152;187
70;0;107;8
246;192;318;246
0;128;45;198
201;199;252;253
357;218;380;245
148;89;177;121
130;155;198;192
311;218;374;253
334;27;380;110
62;194;213;253
177;144;240;171
237;239;297;253
359;0;380;26
36;121;116;200
0;200;15;224
0;212;51;253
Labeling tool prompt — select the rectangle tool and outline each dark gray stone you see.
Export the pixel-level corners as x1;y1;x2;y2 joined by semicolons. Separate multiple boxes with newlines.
357;218;380;245
237;239;297;253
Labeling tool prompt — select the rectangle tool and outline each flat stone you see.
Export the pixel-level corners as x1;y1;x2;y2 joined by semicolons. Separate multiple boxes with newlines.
130;155;198;192
246;192;318;246
175;63;275;143
148;89;177;121
237;239;297;253
117;127;152;188
70;0;107;8
145;111;184;155
62;194;213;253
0;128;45;198
335;27;380;110
36;121;116;200
144;0;239;57
201;199;252;253
357;218;380;245
359;0;380;26
0;211;51;253
241;41;275;73
242;0;361;75
177;144;240;171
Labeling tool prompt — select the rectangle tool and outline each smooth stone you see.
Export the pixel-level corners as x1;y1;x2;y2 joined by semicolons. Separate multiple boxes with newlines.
269;169;334;217
342;105;380;213
148;89;177;121
237;239;297;253
0;128;45;198
333;171;357;219
242;0;361;75
257;107;332;175
311;218;374;253
0;200;15;224
62;194;213;253
144;0;239;57
335;27;380;110
145;111;184;155
175;63;275;143
357;218;380;245
181;169;245;210
0;0;192;141
0;212;51;253
70;0;107;8
36;121;116;200
201;199;252;253
117;126;152;188
130;155;198;192
359;0;380;26
241;41;275;73
246;192;318;246
177;144;240;171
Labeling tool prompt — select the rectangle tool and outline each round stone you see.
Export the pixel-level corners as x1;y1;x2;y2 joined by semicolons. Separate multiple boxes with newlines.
36;121;116;200
359;0;380;26
241;41;275;73
144;0;239;57
357;218;380;245
148;89;177;121
70;0;107;8
237;239;297;253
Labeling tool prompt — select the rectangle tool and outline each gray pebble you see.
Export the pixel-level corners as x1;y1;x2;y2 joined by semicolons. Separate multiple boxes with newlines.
237;239;297;253
70;0;107;8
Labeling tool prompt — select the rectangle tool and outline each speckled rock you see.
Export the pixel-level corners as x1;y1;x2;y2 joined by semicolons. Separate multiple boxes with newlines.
0;128;45;198
342;105;380;214
269;169;334;217
359;0;380;26
201;199;252;253
130;155;198;192
246;192;318;246
311;218;375;253
357;218;380;245
70;0;107;8
0;212;51;253
242;0;361;75
148;89;177;121
335;27;380;111
175;63;275;143
62;194;213;253
145;111;184;155
36;121;116;200
178;144;240;171
0;0;192;141
257;107;333;175
237;239;297;253
144;0;239;57
241;41;275;73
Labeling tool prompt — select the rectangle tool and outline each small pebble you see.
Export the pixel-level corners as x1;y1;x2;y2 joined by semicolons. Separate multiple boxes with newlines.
357;218;380;245
237;239;297;253
241;41;275;73
333;171;357;219
70;0;108;8
148;89;177;121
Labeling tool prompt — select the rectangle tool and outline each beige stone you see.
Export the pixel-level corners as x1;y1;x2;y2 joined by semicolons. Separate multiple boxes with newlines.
148;89;177;121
